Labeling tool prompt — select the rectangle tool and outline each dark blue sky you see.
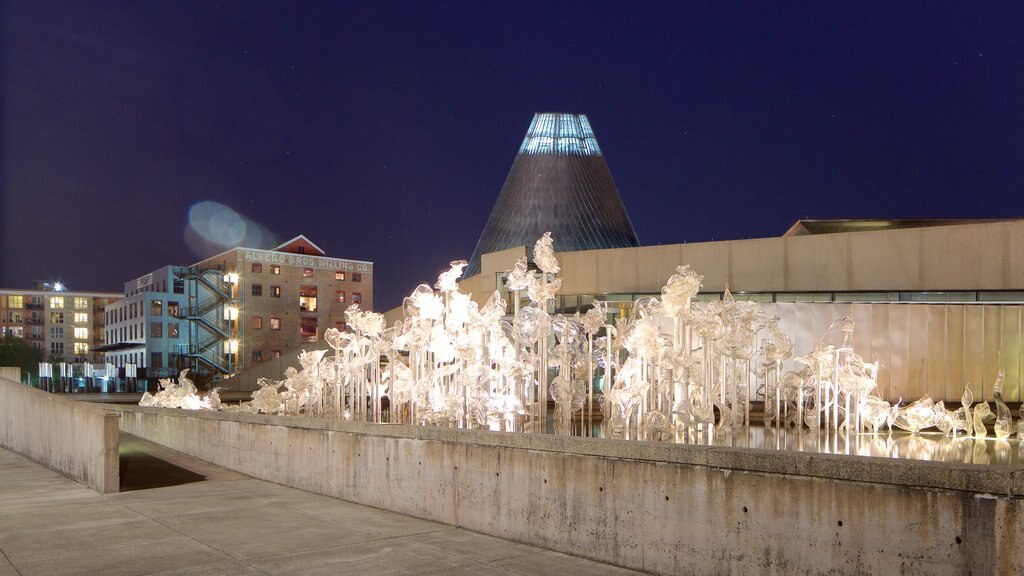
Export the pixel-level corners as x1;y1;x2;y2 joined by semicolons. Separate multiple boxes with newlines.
4;2;1023;309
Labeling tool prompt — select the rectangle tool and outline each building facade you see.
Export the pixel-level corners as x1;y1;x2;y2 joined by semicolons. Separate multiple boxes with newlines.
101;266;191;381
102;235;373;386
0;282;121;364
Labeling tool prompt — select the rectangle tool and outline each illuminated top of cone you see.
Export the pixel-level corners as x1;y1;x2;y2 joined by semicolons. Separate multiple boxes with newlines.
466;113;639;276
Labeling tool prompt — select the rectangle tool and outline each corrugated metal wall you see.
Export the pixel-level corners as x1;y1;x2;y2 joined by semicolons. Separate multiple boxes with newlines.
767;303;1022;403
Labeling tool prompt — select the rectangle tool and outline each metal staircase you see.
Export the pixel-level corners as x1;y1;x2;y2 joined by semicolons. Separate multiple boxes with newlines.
181;266;234;381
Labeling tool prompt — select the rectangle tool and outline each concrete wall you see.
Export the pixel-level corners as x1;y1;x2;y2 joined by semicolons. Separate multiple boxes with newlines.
117;406;1024;575
0;367;21;383
553;220;1024;296
0;376;119;493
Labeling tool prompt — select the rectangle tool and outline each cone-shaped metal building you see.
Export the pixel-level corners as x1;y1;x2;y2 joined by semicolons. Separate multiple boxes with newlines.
465;113;639;276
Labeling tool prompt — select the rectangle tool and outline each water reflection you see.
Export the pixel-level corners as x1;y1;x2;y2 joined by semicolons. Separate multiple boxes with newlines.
536;415;1023;466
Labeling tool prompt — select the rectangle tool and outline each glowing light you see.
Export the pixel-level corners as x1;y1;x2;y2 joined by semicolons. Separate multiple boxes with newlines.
519;113;602;157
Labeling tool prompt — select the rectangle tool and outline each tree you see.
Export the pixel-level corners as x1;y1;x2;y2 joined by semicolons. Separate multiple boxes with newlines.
0;334;45;382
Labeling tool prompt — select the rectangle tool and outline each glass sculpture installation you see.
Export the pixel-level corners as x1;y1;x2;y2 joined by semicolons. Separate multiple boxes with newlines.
142;233;1018;449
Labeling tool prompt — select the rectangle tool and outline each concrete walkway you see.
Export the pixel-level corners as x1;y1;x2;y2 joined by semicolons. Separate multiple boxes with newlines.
0;439;648;576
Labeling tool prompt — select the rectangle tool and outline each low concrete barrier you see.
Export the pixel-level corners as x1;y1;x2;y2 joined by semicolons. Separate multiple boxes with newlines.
117;405;1024;575
0;376;119;493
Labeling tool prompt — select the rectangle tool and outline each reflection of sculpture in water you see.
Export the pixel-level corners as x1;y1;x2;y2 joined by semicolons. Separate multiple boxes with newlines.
141;233;1017;445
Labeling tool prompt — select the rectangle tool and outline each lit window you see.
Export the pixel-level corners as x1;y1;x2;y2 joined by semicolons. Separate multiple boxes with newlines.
335;271;345;281
8;296;23;308
270;318;281;330
252;263;263;273
251;316;263;329
271;265;280;275
168;323;179;338
151;300;163;316
300;285;317;312
74;342;89;355
168;301;180;317
352;272;362;282
74;312;88;323
50;297;64;309
50;312;64;324
74;297;88;309
336;290;345;303
352;292;361;304
271;286;281;298
303;268;314;278
252;284;263;296
74;327;88;339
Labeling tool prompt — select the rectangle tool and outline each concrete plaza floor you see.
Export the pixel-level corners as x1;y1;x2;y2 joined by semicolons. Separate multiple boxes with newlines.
0;437;647;576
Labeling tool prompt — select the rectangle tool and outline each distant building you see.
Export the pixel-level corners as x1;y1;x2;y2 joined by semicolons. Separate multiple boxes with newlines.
0;282;121;364
100;235;373;385
100;266;190;381
465;112;639;276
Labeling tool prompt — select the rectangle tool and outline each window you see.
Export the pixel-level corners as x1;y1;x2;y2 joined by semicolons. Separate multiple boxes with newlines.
335;321;347;330
251;316;263;329
299;285;317;312
74;342;89;355
270;265;280;275
352;292;362;304
252;350;263;362
168;323;179;338
352;272;362;282
335;271;345;281
151;322;163;338
73;312;88;323
252;263;263;273
270;317;281;330
303;268;314;278
74;297;88;309
50;342;64;355
271;350;281;359
298;246;305;254
271;286;281;298
151;300;163;316
252;284;263;297
173;278;184;294
50;326;64;338
74;327;88;339
168;301;180;317
151;352;163;369
336;290;346;303
50;296;65;308
8;295;23;308
50;312;64;324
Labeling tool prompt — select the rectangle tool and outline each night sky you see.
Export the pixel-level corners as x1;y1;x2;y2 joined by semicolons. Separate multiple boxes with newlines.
4;2;1023;310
